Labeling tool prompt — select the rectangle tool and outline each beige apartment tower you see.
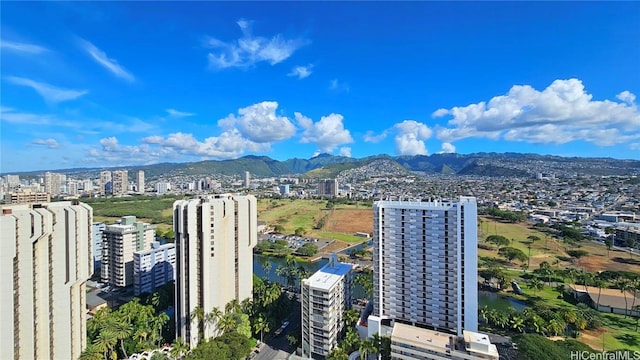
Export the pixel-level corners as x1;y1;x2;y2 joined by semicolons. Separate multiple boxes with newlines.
137;170;145;194
174;194;258;348
0;201;93;360
101;216;155;287
111;170;128;195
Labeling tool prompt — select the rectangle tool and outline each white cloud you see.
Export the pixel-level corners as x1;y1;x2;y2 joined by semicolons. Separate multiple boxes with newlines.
142;130;268;158
79;38;135;82
206;19;308;69
630;143;640;150
288;64;313;79
394;120;432;155
6;76;88;103
339;147;352;157
219;101;296;143
295;112;354;153
363;130;388;143
166;108;195;117
1;40;48;54
329;79;350;92
30;138;60;149
438;142;456;154
434;78;640;146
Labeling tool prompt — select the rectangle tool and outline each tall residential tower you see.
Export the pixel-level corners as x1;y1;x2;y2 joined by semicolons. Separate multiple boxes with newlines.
173;194;257;348
0;201;93;360
370;197;478;337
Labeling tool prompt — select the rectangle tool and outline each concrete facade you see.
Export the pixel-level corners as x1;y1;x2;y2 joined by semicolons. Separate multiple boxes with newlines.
133;241;176;296
101;216;155;287
301;256;354;359
174;194;257;348
372;197;478;336
0;201;93;360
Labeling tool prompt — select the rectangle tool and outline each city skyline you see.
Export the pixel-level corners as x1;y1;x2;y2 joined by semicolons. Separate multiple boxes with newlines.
2;2;639;173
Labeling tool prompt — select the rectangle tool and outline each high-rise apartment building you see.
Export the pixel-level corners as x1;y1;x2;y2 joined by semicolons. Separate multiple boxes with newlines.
244;171;250;187
301;255;354;359
174;194;257;348
99;171;111;195
318;179;338;197
0;201;93;360
101;216;155;287
137;170;145;194
370;197;478;337
133;241;176;296
111;170;128;195
44;172;65;197
92;222;106;272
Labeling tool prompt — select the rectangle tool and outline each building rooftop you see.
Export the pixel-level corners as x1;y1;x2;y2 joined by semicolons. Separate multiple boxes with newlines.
305;259;353;291
391;322;453;351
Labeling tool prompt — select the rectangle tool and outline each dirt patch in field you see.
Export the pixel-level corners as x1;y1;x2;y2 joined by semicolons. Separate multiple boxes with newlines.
325;208;373;234
319;240;349;255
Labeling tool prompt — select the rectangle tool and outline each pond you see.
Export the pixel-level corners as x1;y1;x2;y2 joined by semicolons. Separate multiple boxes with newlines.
478;290;527;311
253;254;366;299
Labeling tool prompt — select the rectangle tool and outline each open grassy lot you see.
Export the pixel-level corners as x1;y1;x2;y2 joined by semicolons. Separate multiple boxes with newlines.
480;216;640;351
85;195;181;225
479;216;640;273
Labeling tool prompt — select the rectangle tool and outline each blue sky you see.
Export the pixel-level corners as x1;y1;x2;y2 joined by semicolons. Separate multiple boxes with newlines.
2;2;639;172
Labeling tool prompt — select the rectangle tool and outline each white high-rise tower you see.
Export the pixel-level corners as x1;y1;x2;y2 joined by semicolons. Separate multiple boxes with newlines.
173;194;257;348
370;196;478;337
1;201;93;360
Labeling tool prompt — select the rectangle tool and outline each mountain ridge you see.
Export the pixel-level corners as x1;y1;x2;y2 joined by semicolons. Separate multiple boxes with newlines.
5;152;640;178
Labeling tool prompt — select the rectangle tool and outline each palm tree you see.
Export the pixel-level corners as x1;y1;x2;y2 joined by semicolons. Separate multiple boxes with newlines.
539;261;552;286
225;299;241;314
206;306;223;335
509;315;525;333
286;334;299;350
359;338;377;360
110;320;133;358
79;344;104;360
262;260;272;275
170;337;189;360
93;329;118;360
593;276;606;309
150;291;161;308
344;309;360;327
154;312;170;346
526;235;540;269
218;312;237;334
617;278;632;317
190;306;205;340
528;277;544;294
547;318;566;336
479;306;489;324
327;347;349;360
253;315;270;343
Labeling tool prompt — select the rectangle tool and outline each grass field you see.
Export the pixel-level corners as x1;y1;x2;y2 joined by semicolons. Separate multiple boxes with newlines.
257;199;372;243
480;216;640;351
86;196;181;225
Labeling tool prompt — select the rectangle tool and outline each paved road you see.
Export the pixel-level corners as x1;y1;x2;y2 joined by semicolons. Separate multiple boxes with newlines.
256;297;301;360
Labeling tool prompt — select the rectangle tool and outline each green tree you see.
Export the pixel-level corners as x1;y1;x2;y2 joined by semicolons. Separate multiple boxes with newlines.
297;243;318;256
359;338;377;360
344;309;360;327
327;347;349;360
567;250;589;266
170;337;189;360
190;306;206;341
604;238;614;257
273;224;285;233
486;235;510;251
294;227;307;236
539;261;552;286
354;270;374;298
253;316;270;344
527;277;544;294
499;246;528;264
286;334;299;350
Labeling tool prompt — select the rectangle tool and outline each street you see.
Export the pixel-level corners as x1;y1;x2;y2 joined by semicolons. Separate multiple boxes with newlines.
256;297;301;360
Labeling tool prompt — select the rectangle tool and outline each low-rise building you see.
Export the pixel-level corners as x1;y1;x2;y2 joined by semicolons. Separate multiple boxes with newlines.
133;241;176;296
390;322;498;360
5;190;51;204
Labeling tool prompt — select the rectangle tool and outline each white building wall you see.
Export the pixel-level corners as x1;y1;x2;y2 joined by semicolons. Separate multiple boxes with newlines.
0;202;92;360
174;195;257;348
372;197;478;336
